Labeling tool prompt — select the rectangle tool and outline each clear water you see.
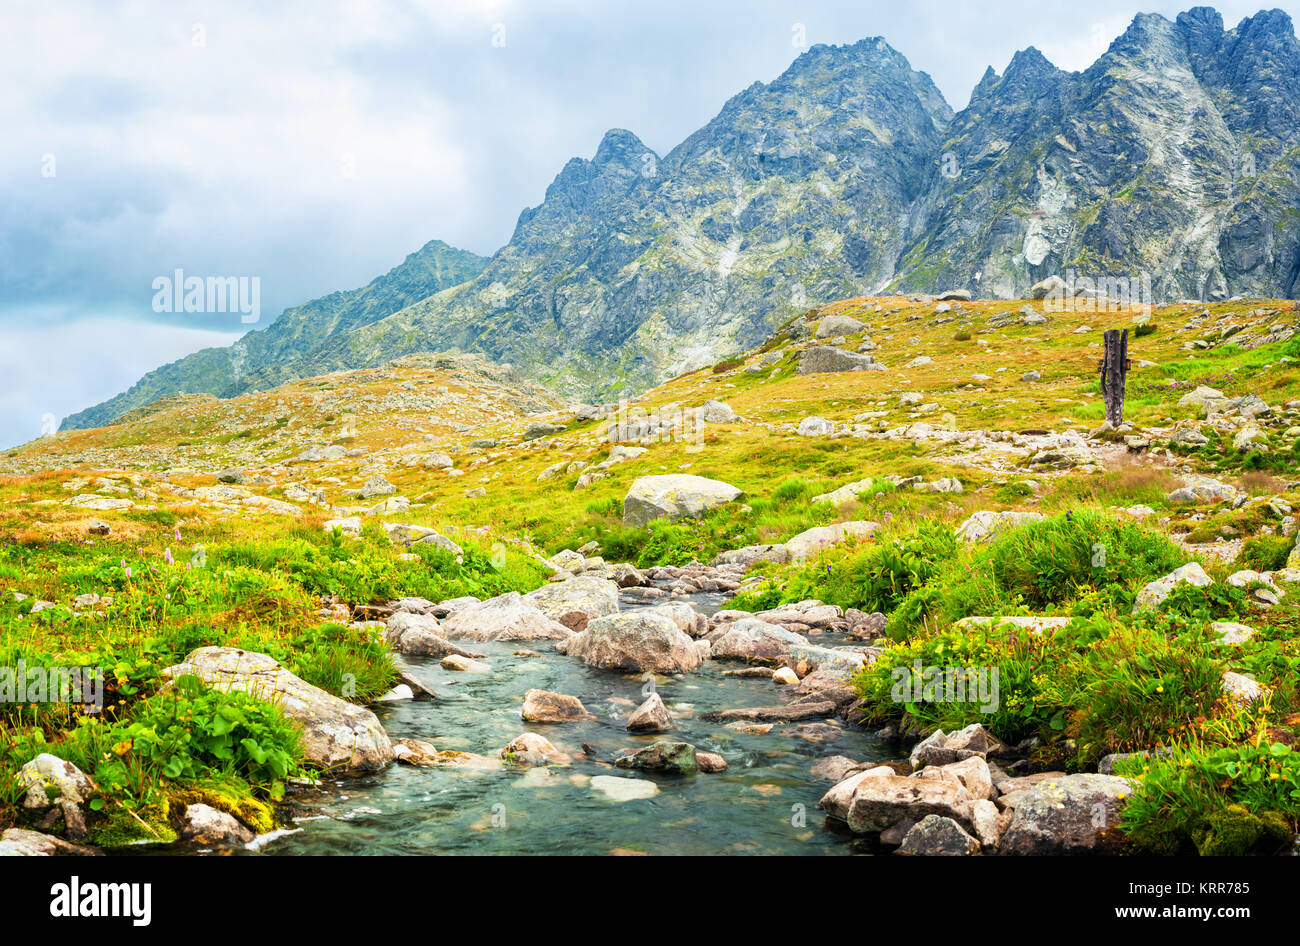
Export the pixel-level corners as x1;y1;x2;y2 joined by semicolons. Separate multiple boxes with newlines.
264;591;887;855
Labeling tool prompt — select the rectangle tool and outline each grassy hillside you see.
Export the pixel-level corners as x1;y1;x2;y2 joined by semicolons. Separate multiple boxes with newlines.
3;293;1300;853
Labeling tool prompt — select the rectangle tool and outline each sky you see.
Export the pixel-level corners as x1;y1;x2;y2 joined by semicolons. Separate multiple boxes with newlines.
2;0;1296;449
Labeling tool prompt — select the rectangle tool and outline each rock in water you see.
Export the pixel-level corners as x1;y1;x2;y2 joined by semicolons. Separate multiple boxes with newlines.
0;828;99;857
524;575;620;622
521;689;596;722
708;618;810;661
439;592;573;641
560;612;702;674
161;647;394;773
614;741;698;774
590;775;658;801
622;474;743;526
626;692;673;732
500;733;569;766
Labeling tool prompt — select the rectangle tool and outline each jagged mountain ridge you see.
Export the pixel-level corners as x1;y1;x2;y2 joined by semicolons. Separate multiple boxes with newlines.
897;7;1300;300
66;6;1300;428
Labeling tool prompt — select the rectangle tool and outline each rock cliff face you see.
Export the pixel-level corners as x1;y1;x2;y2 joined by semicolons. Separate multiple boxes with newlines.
319;37;952;401
66;7;1300;428
896;8;1300;302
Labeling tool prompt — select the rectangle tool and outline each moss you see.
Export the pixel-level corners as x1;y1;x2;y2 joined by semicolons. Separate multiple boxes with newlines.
1192;805;1292;856
89;801;178;848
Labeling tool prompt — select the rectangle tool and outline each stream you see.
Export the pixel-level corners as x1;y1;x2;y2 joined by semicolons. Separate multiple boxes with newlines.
263;589;888;855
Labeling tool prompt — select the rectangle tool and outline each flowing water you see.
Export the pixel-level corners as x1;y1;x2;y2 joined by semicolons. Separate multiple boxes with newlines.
265;590;887;855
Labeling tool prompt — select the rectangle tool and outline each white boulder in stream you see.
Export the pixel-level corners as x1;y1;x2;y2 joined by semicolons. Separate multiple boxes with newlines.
524;575;620;622
708;618;809;661
622;475;742;527
439;592;572;642
161;647;394;773
558;612;702;673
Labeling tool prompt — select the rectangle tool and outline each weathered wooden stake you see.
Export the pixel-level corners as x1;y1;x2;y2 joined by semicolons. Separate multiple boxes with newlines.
1099;328;1130;427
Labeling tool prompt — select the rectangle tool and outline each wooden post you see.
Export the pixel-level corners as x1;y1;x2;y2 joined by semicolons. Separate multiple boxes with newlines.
1099;328;1130;427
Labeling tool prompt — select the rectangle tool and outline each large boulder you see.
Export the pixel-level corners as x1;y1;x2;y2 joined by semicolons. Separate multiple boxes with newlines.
161;647;393;773
558;612;702;674
785;520;879;561
439;592;572;642
1030;275;1066;299
708;618;809;662
846;774;976;835
623;475;743;526
998;774;1137;854
382;523;463;556
524;575;620;622
797;346;884;375
954;510;1045;543
1133;563;1213;613
816;314;866;338
1166;478;1239;504
697;400;737;423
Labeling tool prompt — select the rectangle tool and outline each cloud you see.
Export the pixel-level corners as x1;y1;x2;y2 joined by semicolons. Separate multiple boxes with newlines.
0;312;244;450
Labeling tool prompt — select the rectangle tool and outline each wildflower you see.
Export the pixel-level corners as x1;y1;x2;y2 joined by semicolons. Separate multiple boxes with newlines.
174;528;182;542
164;548;174;566
112;740;132;756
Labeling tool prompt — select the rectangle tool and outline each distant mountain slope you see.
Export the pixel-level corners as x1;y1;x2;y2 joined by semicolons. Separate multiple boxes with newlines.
61;240;488;430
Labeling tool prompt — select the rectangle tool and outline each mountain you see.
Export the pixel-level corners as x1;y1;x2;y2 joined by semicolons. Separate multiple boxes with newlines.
894;7;1300;300
61;240;489;430
66;7;1300;428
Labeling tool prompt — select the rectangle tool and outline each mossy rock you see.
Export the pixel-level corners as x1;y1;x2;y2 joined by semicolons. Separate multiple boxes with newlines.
1192;804;1292;856
170;784;275;835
